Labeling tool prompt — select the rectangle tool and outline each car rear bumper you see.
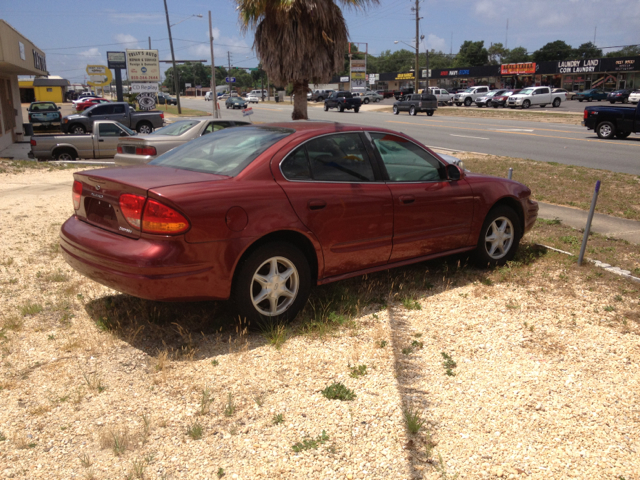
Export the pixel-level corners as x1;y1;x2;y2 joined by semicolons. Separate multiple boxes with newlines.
59;216;233;301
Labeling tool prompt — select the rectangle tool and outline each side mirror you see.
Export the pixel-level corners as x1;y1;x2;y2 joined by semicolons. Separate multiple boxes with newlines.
58;106;61;110
447;164;463;181
120;131;128;137
86;111;92;117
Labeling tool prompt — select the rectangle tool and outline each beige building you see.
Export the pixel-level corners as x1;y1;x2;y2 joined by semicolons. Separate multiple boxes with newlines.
0;20;47;151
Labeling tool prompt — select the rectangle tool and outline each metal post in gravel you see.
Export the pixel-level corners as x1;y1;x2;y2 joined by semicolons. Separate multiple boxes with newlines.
508;167;513;180
578;180;601;266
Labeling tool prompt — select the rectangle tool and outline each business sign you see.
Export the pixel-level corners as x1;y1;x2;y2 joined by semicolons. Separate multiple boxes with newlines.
340;76;350;83
131;83;159;93
612;58;636;72
395;72;414;80
185;83;192;88
86;65;112;87
225;77;236;83
136;93;157;111
126;49;160;82
19;42;25;60
107;51;127;70
556;59;599;74
501;62;537;75
33;49;47;72
439;69;470;77
350;59;367;91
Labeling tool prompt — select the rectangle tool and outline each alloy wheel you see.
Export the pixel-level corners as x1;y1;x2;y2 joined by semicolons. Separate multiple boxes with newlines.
484;216;514;260
250;256;299;316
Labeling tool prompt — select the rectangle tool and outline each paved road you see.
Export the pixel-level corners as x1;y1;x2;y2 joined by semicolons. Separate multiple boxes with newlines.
180;98;640;175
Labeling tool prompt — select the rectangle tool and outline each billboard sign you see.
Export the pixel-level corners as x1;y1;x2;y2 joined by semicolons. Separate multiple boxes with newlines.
131;83;159;93
126;49;160;82
107;51;127;70
86;65;112;87
351;59;366;91
501;62;537;75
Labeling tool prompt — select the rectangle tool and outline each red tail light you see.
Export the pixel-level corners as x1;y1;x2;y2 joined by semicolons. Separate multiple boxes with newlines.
142;199;189;234
30;139;36;146
72;180;82;210
119;195;189;234
117;145;123;154
119;194;145;229
584;109;588;120
135;146;157;156
160;113;164;119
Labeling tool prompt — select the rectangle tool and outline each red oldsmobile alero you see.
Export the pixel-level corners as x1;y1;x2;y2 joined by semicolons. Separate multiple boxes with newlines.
60;122;538;322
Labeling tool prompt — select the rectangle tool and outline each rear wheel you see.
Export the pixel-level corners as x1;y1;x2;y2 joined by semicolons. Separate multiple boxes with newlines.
363;98;369;104
579;99;583;102
231;242;311;324
54;148;77;161
409;106;416;116
552;98;561;107
324;103;329;111
354;107;360;113
596;121;616;139
393;105;399;115
136;122;153;134
339;105;345;112
474;206;521;267
610;101;616;104
427;111;434;116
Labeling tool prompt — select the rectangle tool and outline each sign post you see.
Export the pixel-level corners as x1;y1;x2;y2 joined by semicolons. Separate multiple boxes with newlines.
107;51;127;102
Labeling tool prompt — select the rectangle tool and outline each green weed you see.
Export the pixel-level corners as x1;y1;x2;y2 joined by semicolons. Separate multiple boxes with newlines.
291;430;329;452
187;422;203;440
272;413;284;425
223;392;236;417
349;364;367;378
20;302;43;316
441;352;457;376
403;405;426;434
321;382;356;401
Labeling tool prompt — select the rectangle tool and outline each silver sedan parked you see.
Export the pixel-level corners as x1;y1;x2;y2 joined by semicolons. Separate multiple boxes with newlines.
115;118;250;166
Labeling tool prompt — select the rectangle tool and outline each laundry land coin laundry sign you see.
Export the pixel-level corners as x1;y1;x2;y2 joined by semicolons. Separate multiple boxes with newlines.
126;49;160;82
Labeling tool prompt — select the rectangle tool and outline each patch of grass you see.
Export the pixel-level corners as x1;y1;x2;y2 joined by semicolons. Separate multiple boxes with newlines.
349;364;367;378
2;316;24;331
0;431;6;441
223;392;236;417
217;467;226;478
20;302;43;316
186;421;203;440
411;340;424;349
538;218;561;225
131;459;145;479
198;388;214;415
258;319;288;349
604;305;616;312
402;347;413;355
321;382;356;401
291;430;329;452
403;405;426;434
211;359;219;366
378;340;388;348
0;257;14;266
82;372;106;393
614;295;623;302
79;453;92;468
100;427;130;456
272;413;284;425
441;352;457;376
45;270;69;282
434;452;460;479
401;296;422;310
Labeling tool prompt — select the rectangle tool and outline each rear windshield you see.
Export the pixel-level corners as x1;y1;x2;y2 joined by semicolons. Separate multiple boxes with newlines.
30;103;57;111
152;120;199;136
149;126;293;176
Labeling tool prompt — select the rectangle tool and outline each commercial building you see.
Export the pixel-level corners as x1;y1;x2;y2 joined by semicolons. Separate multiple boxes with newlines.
0;20;47;150
19;76;70;103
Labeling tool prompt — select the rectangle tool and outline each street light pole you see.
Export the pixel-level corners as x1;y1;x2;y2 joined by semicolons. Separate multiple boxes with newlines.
415;0;419;93
209;11;220;118
163;0;181;114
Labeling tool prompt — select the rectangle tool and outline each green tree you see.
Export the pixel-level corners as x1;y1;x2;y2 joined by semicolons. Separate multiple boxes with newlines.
503;46;530;63
488;42;508;65
423;50;454;70
235;0;379;120
532;40;574;63
605;45;640;58
573;42;602;60
454;40;489;67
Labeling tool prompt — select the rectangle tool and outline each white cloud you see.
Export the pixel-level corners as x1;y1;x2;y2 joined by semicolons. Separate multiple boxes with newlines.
422;34;447;52
114;34;140;49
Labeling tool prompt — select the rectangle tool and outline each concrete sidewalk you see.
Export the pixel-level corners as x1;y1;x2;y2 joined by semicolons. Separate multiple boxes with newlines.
538;202;640;245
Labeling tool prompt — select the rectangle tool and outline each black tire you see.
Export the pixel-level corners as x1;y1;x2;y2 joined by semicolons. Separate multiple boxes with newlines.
610;101;616;104
474;206;521;267
324;103;329;111
596;121;616;139
339;105;345;112
393;105;399;115
54;148;77;161
522;100;531;109
427;111;434;116
69;124;86;135
363;98;369;104
578;99;583;102
540;104;546;108
231;242;311;324
136;122;153;134
354;107;360;113
552;98;561;107
464;97;472;106
615;131;631;139
493;104;499;108
409;106;416;116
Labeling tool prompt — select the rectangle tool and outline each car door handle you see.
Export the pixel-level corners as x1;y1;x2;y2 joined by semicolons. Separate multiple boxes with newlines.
308;200;326;210
399;195;415;204
98;139;104;142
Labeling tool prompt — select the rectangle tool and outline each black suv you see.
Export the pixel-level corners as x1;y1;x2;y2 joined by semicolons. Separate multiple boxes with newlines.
392;93;438;116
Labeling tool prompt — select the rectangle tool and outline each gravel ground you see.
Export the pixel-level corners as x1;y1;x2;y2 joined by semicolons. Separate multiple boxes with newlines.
0;167;639;480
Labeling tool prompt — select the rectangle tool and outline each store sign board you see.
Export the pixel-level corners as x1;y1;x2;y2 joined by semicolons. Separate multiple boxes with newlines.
501;62;536;75
340;76;350;82
126;49;160;82
613;59;636;71
131;83;158;93
107;51;127;69
556;59;599;74
395;72;414;80
33;49;46;72
86;65;112;87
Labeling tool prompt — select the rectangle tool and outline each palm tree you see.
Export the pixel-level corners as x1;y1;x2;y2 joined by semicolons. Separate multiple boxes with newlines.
236;0;377;120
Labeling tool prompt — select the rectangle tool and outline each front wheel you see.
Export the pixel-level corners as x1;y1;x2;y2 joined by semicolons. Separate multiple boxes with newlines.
610;101;616;104
136;122;153;134
427;111;434;116
324;103;329;111
522;100;531;109
409;106;416;116
596;121;616;139
231;242;311;324
69;124;86;135
474;206;521;267
552;98;561;107
354;107;360;113
393;105;399;115
615;131;631;139
363;98;369;104
578;99;583;102
464;98;472;106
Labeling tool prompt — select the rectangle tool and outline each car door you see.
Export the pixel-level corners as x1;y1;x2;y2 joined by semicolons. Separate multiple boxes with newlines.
275;132;393;277
96;122;125;158
368;132;475;261
88;104;116;122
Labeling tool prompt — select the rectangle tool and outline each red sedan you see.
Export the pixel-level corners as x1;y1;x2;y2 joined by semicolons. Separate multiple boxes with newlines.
60;122;538;322
75;98;111;111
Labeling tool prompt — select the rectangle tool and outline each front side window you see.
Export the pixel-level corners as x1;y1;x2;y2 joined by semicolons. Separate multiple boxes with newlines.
371;133;445;182
89;105;109;115
98;123;124;137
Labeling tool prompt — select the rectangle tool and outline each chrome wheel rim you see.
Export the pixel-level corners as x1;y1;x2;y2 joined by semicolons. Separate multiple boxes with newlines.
484;216;514;260
251;256;299;316
58;152;73;160
599;124;612;137
72;127;84;134
139;125;152;134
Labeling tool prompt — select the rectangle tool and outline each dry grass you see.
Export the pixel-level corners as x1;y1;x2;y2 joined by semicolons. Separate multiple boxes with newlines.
462;153;640;221
374;106;583;124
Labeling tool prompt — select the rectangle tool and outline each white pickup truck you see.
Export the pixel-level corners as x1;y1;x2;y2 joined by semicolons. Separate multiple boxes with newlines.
452;86;491;106
428;88;452;105
507;86;565;109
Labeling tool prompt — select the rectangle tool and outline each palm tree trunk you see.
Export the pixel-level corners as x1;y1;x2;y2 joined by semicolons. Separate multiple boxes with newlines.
292;79;309;120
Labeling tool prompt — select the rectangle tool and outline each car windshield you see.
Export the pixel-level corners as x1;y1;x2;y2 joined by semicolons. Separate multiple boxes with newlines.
464;88;475;93
519;88;534;95
151;120;200;136
486;91;498;97
115;123;136;136
150;126;293;176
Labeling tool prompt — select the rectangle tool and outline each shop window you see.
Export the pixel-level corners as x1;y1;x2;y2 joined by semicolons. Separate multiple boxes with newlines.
46;88;53;92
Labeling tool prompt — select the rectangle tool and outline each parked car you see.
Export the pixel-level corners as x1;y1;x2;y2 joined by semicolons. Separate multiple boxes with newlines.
72;94;100;107
507;86;564;109
574;89;607;102
226;97;248;109
29;120;136;161
377;90;396;99
59;122;538;324
453;86;490;106
361;90;383;104
393;87;414;101
157;93;177;105
115;119;250;166
62;102;164;134
311;89;335;102
629;90;640;104
246;95;259;104
248;89;267;99
27;101;62;129
427;88;452;105
607;89;632;104
392;93;437;116
583;101;640;139
553;88;576;100
489;90;519;108
475;89;508;108
75;98;110;112
323;91;362;112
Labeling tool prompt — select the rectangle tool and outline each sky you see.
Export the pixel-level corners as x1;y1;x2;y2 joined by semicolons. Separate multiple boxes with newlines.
3;0;639;83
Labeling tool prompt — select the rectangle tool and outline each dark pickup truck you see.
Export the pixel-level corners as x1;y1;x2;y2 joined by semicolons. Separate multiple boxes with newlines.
323;91;362;113
392;93;438;116
62;102;164;135
583;102;640;139
393;87;414;101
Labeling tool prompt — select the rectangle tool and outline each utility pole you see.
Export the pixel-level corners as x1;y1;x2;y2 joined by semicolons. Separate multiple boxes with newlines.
209;11;219;118
593;26;597;45
148;37;151;49
227;52;232;93
415;0;420;93
505;19;509;49
163;0;181;113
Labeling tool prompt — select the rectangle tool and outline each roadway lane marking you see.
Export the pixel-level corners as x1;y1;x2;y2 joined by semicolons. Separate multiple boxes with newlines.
450;134;490;140
495;129;534;132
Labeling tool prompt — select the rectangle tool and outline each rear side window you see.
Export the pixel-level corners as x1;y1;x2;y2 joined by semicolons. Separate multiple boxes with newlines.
371;133;445;182
113;104;125;114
